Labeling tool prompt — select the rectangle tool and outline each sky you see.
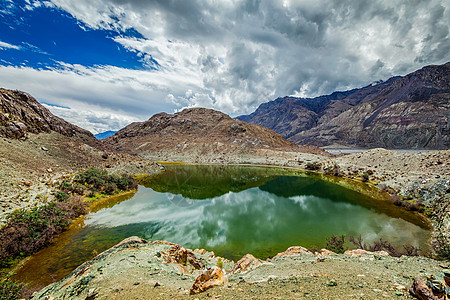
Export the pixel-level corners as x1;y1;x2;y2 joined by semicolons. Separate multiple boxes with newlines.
0;0;449;134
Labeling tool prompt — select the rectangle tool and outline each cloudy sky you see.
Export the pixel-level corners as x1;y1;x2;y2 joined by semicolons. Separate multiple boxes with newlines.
0;0;449;134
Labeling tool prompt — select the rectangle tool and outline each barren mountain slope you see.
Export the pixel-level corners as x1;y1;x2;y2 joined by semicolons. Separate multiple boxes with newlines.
103;108;329;162
239;62;450;149
0;88;99;147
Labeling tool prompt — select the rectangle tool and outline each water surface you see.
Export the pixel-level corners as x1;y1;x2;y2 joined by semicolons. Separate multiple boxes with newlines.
14;165;430;289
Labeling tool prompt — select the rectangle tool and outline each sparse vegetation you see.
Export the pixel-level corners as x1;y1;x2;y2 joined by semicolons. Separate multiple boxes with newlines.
305;161;321;171
0;276;23;300
326;234;346;254
390;194;425;212
323;164;343;177
348;234;421;257
361;172;369;182
72;168;137;195
0;196;87;264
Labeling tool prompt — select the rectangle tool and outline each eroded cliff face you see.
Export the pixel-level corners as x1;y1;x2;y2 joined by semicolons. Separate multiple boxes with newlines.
0;88;98;147
238;62;450;149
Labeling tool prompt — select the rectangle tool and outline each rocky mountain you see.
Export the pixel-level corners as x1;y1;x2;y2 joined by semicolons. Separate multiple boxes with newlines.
0;88;99;147
103;108;329;161
238;62;450;149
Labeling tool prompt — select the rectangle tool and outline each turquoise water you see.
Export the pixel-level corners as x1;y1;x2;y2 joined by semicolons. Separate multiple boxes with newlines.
14;165;430;288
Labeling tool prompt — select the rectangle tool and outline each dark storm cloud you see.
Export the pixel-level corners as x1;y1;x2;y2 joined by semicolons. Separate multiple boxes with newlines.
1;0;449;133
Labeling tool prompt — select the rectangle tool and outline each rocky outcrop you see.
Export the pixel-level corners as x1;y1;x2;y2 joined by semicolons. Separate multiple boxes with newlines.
0;88;99;147
238;62;450;149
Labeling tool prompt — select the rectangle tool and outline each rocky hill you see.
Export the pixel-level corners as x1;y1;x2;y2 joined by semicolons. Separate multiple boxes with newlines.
0;88;159;220
0;88;99;147
238;62;450;149
103;108;329;162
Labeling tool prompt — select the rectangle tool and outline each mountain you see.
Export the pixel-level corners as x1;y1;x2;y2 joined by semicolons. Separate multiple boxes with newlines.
0;88;99;147
102;108;328;161
95;130;117;139
238;62;450;149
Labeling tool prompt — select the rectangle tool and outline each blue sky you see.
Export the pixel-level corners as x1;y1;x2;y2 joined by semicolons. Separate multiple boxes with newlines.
0;0;449;133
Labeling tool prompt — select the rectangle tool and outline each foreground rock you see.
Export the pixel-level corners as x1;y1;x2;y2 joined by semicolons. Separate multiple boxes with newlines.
33;237;449;299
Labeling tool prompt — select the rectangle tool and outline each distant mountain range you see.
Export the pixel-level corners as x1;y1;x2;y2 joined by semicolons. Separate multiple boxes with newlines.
94;130;117;139
238;62;450;149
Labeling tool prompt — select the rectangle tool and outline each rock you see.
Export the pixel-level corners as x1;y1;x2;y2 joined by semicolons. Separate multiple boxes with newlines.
41;147;48;151
409;278;440;300
273;246;312;259
102;153;109;159
162;245;205;270
344;249;389;257
315;249;336;256
327;280;337;286
190;266;228;295
230;254;262;274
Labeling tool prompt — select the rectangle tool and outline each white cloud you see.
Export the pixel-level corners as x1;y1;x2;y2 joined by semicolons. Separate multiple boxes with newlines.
0;63;204;133
2;0;449;132
0;41;20;50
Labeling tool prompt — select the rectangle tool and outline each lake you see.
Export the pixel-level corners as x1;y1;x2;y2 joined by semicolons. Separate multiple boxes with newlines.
13;165;430;289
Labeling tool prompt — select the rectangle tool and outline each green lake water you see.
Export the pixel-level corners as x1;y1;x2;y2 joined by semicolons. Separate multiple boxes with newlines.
13;165;431;289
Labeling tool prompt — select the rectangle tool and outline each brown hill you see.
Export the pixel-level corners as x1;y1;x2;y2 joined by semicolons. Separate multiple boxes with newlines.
0;89;158;219
103;108;323;160
238;62;450;149
0;88;99;147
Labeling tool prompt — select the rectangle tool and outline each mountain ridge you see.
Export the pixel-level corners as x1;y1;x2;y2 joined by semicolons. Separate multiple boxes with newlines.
238;62;450;149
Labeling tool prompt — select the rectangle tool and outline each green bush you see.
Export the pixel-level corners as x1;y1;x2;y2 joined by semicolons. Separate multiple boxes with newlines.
0;277;23;300
361;172;369;182
73;168;136;195
55;191;69;201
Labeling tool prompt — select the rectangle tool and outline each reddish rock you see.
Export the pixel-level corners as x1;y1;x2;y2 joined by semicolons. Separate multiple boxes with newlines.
409;278;441;300
162;245;205;270
190;266;227;295
230;254;262;274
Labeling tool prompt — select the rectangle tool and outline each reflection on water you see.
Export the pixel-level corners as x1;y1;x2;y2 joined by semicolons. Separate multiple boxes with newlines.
14;165;430;289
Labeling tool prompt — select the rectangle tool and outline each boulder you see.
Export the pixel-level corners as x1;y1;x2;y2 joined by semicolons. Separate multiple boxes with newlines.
230;254;262;274
190;266;227;295
409;278;441;300
161;245;205;270
272;246;312;259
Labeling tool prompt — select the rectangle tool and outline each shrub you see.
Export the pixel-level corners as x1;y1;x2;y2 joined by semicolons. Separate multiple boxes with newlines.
324;164;343;177
0;276;23;300
348;234;420;257
55;191;69;201
0;197;87;263
216;257;224;269
73;168;137;194
326;234;346;254
361;172;369;182
305;162;321;171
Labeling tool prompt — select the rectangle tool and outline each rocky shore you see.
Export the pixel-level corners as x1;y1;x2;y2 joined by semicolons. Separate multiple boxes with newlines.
33;237;450;299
